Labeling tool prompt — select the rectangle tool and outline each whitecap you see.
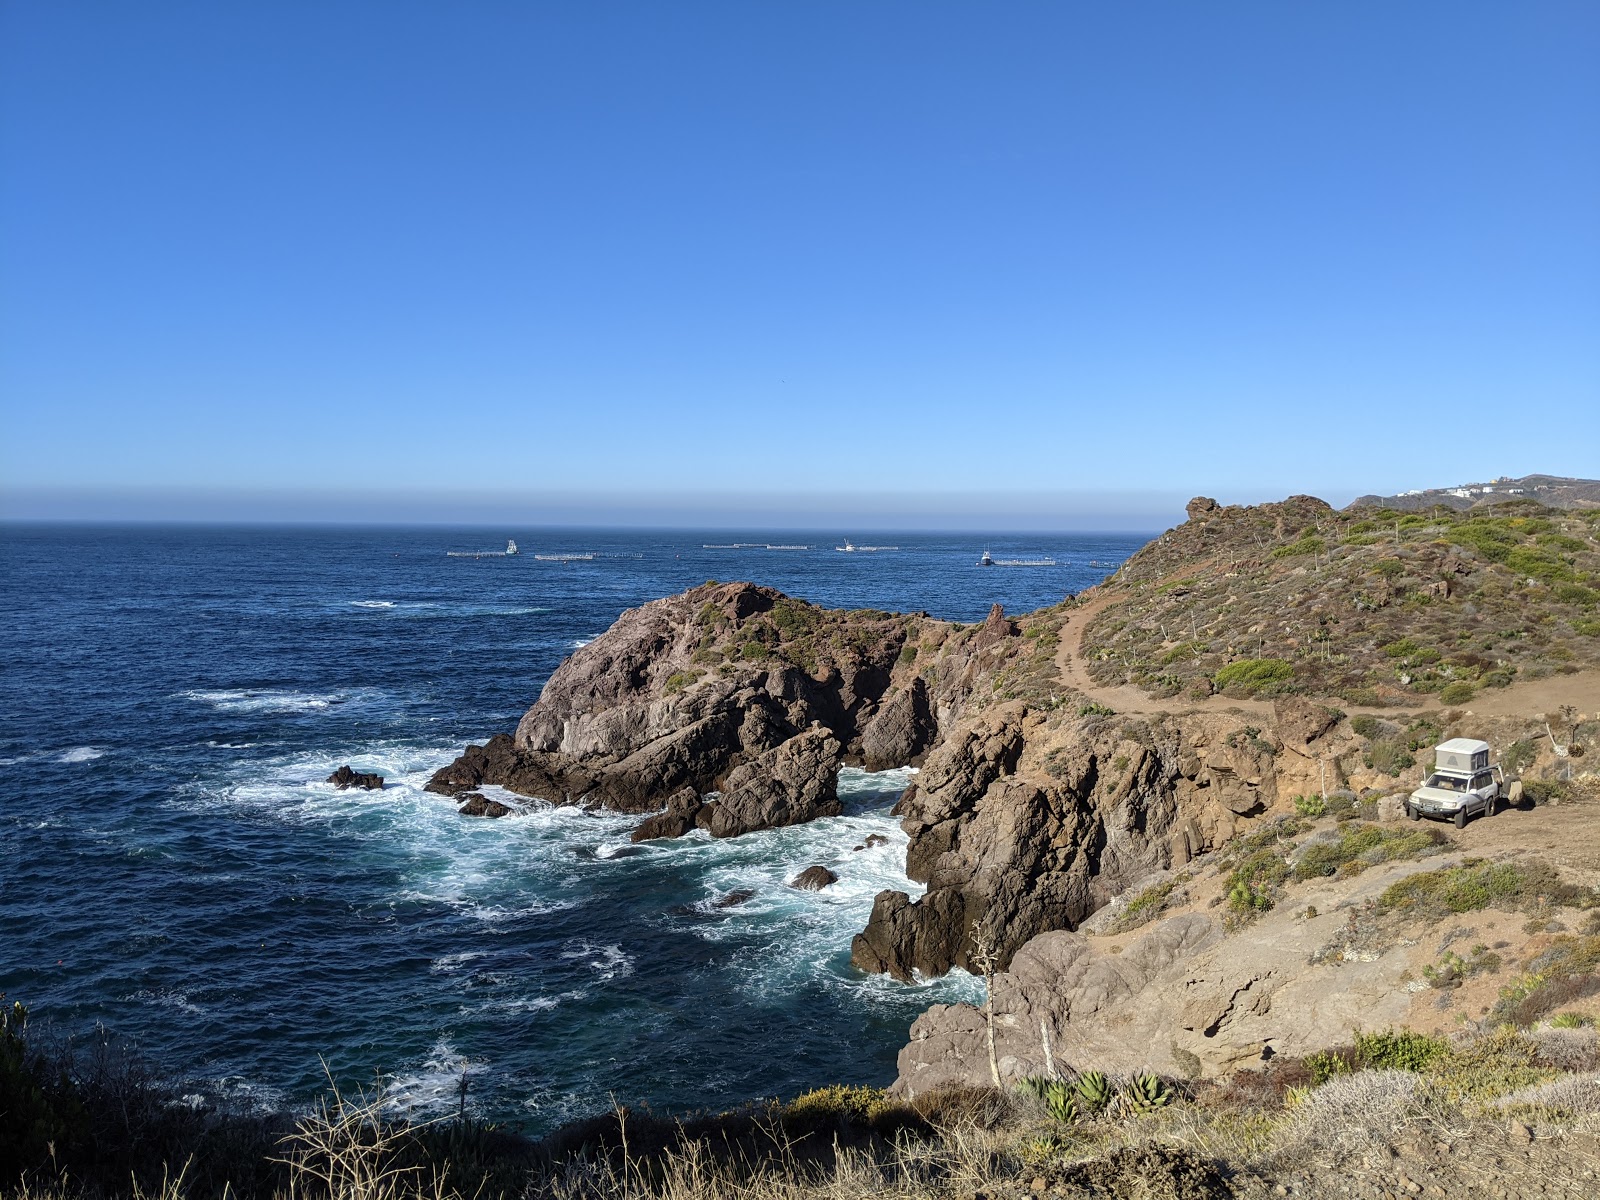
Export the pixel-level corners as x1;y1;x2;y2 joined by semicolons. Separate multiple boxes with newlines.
383;1039;485;1116
57;746;107;764
560;941;634;981
350;600;397;609
180;688;352;715
124;988;205;1015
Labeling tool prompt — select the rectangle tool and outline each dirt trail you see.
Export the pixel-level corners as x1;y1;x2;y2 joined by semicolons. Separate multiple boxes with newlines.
1052;579;1600;722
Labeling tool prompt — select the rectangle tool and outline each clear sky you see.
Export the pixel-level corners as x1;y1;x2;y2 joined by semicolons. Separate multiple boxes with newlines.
2;2;1596;528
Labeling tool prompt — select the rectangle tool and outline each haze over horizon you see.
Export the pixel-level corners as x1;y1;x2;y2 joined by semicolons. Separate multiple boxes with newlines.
3;3;1596;526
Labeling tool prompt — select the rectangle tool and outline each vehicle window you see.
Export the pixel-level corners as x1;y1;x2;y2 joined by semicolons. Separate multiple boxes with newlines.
1472;773;1491;790
1425;774;1468;792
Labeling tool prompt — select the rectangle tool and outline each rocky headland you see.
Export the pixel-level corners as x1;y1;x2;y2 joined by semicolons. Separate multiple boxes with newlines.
428;493;1600;1088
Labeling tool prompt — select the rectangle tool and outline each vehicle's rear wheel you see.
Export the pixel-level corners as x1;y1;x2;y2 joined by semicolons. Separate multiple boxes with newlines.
1454;808;1468;828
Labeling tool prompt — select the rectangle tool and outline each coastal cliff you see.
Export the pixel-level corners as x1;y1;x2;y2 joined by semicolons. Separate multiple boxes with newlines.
432;494;1600;1005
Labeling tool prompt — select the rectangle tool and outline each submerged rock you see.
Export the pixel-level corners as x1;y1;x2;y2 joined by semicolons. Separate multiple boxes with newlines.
326;765;383;791
711;889;756;909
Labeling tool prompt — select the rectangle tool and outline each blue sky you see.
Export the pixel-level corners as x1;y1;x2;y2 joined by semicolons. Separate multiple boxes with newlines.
2;2;1596;527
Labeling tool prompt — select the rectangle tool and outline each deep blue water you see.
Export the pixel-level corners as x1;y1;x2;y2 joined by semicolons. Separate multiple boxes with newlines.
0;525;1146;1129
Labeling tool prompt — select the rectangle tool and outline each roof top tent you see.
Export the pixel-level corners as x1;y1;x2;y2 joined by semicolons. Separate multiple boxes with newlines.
1435;738;1491;774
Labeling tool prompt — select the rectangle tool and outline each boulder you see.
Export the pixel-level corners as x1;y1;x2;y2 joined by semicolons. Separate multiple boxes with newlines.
629;786;704;842
789;865;839;891
853;834;890;852
457;792;513;818
327;765;384;791
712;889;756;909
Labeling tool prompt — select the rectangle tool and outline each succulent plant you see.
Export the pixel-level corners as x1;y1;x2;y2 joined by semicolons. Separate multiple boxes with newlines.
1074;1069;1112;1113
1124;1072;1173;1115
1017;1074;1054;1101
1043;1081;1078;1124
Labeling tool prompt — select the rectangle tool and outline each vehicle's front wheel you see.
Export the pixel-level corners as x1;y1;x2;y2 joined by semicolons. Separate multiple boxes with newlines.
1407;802;1420;822
1454;808;1468;828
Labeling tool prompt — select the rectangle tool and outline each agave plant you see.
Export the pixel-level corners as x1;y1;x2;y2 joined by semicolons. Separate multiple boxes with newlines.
1042;1081;1078;1124
1123;1072;1173;1115
1074;1069;1112;1113
1016;1074;1054;1102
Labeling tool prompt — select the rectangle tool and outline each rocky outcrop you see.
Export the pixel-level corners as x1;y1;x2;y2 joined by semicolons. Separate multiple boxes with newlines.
630;786;703;842
891;853;1461;1097
789;865;838;890
849;703;1348;980
426;583;947;834
327;765;383;790
457;792;513;818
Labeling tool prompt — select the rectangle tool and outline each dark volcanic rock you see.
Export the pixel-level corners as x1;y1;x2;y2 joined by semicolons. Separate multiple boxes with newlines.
712;889;756;909
327;765;384;791
457;792;513;818
789;865;839;891
852;834;890;852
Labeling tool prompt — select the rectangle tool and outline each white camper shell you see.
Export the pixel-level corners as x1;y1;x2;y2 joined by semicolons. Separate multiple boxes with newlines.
1407;739;1503;828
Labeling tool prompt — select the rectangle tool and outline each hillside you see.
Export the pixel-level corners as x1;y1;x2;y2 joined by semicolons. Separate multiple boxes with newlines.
1350;473;1600;513
1079;494;1600;706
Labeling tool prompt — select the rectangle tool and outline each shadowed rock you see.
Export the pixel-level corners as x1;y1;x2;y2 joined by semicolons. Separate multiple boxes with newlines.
327;765;383;791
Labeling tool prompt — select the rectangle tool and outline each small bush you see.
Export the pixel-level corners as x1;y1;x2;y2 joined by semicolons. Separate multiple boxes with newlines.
1438;681;1476;705
1354;1029;1449;1073
1290;823;1447;882
1226;849;1290;916
1350;715;1385;739
1214;658;1295;694
1291;793;1325;817
1378;858;1594;920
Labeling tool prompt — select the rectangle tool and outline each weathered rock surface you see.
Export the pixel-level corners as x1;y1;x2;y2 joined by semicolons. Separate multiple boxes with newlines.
789;865;838;890
851;706;1301;979
327;765;384;790
891;854;1463;1096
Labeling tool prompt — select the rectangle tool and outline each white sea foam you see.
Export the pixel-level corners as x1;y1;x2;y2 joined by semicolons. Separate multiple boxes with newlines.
350;600;397;609
180;688;355;714
57;746;107;763
560;941;634;981
383;1039;485;1116
124;988;205;1015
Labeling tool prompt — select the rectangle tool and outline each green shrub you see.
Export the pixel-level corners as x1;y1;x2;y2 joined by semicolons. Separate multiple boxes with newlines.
1078;702;1116;717
1214;658;1295;693
1271;535;1326;559
1293;794;1327;817
1378;858;1594;920
1350;715;1385;739
1550;1012;1593;1029
1290;823;1446;882
1355;1029;1450;1073
1555;584;1599;607
1226;849;1290;915
740;641;768;661
1438;681;1476;705
663;670;699;694
1431;1028;1552;1104
1365;738;1416;776
1123;1073;1172;1115
1523;780;1572;805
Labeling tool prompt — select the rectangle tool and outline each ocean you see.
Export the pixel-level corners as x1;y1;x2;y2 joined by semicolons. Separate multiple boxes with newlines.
0;525;1147;1130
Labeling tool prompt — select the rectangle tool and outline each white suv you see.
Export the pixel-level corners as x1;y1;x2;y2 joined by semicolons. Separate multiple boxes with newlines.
1406;767;1501;828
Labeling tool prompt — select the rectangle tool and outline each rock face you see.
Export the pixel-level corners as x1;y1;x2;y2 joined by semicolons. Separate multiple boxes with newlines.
427;582;954;837
789;865;839;890
849;704;1337;980
891;854;1455;1097
327;765;383;790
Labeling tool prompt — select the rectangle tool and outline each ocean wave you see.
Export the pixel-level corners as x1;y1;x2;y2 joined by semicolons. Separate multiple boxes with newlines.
560;941;634;981
58;746;107;763
124;988;206;1015
180;688;355;715
383;1039;484;1117
0;746;109;766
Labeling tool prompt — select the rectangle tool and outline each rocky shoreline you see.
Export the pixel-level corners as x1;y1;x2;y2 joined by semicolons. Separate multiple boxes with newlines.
422;494;1599;1090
